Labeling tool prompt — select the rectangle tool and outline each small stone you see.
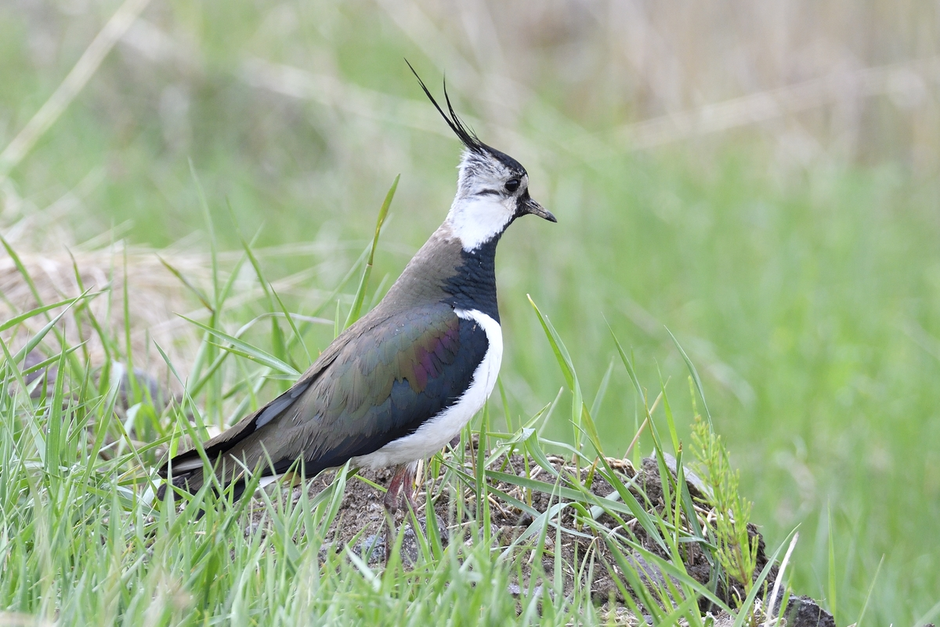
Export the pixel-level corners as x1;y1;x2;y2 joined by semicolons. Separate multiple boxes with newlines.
784;595;836;627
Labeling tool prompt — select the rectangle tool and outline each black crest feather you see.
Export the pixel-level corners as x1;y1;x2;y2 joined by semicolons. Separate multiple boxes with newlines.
406;60;485;154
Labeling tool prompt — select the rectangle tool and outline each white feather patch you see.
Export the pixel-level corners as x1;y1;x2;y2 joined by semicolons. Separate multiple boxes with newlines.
446;197;514;251
168;456;209;473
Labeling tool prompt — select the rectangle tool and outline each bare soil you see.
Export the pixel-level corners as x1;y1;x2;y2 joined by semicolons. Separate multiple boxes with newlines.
252;442;835;626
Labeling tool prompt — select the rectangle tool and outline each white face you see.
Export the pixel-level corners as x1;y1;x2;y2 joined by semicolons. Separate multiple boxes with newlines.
445;149;529;252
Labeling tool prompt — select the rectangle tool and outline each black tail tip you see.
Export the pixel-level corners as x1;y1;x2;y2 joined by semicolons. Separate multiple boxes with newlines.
154;475;249;510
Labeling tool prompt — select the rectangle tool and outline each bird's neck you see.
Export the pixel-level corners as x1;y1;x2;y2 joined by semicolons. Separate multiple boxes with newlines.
441;234;501;322
383;223;502;323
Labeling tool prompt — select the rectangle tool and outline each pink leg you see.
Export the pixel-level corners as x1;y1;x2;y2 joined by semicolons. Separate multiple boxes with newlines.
383;461;419;513
383;461;419;563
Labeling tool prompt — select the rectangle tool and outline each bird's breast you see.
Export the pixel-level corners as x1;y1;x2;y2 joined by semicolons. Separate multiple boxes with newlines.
349;307;502;469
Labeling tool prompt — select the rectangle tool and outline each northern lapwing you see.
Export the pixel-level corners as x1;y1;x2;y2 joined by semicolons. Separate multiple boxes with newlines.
157;67;555;535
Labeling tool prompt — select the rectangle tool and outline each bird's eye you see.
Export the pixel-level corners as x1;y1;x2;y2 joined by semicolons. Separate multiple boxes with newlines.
505;178;520;193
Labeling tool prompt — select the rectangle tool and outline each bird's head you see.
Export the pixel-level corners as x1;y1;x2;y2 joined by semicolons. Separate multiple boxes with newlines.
408;63;556;252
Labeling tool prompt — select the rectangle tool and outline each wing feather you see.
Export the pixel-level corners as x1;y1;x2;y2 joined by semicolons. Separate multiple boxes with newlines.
158;302;488;496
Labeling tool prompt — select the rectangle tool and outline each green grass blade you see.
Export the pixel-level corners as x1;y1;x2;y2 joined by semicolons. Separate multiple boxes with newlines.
178;314;300;377
665;327;712;426
528;294;583;453
345;175;397;329
828;503;838;622
0;294;98;333
158;255;212;311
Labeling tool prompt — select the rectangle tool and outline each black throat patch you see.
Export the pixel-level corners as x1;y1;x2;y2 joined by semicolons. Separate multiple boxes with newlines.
441;236;501;323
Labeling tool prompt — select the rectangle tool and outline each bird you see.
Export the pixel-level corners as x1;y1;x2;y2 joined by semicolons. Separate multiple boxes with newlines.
157;65;556;529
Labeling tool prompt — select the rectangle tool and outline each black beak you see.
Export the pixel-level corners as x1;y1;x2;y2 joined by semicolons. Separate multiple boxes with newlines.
520;194;556;223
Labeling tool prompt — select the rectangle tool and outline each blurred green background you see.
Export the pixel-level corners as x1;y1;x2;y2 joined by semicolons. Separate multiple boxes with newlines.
2;1;939;623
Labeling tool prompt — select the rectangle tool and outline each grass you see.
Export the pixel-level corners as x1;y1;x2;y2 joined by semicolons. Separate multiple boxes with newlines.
2;1;940;624
1;208;792;625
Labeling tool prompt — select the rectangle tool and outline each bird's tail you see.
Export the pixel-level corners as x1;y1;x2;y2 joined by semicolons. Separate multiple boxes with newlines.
156;446;253;503
156;472;249;504
157;369;318;503
156;433;301;504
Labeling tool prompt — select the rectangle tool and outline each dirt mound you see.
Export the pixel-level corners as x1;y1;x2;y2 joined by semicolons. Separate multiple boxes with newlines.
257;444;834;626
